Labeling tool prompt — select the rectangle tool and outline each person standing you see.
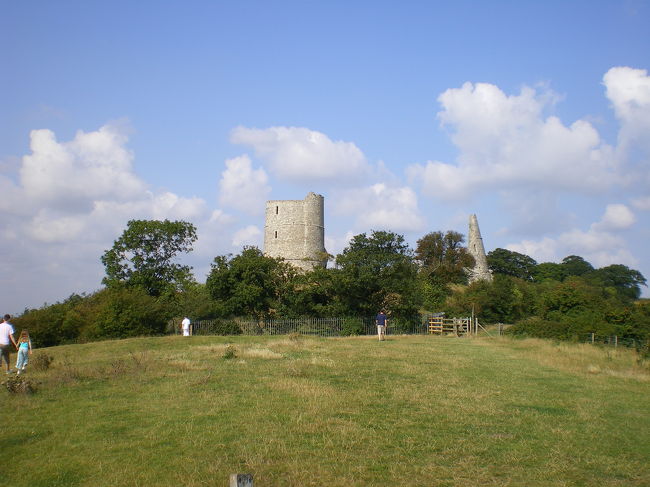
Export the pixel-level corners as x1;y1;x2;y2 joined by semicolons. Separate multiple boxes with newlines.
1;314;17;373
375;310;388;341
181;316;191;337
15;330;33;375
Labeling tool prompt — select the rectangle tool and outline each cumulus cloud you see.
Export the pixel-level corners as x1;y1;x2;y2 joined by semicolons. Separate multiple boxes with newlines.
603;66;650;156
592;203;636;231
230;126;369;184
218;154;270;215
20;123;146;212
0;123;230;313
507;204;638;268
232;225;262;248
407;81;619;200
333;183;425;232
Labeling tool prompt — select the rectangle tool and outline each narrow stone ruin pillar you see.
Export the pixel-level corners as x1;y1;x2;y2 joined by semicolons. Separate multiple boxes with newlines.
467;214;493;283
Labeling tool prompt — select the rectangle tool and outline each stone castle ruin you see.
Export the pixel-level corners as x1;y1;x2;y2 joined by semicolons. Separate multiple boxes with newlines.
467;214;493;283
264;192;327;271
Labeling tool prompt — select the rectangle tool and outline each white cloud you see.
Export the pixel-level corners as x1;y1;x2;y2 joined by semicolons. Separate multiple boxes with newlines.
218;154;270;215
603;66;650;156
20;123;146;212
631;196;650;210
592;203;635;231
232;225;262;248
324;231;356;257
333;183;425;232
230;126;369;184
507;204;638;268
407;81;619;200
0;123;233;313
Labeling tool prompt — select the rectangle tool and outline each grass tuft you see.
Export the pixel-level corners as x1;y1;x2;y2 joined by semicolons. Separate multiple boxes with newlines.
1;335;648;487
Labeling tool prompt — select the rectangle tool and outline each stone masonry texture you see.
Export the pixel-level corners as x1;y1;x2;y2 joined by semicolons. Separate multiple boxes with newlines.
264;192;327;271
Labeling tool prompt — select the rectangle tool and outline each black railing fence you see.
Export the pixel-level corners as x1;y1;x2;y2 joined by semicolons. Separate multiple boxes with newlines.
169;315;432;337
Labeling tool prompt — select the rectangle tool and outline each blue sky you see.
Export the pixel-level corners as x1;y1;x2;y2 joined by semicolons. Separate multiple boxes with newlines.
2;0;649;313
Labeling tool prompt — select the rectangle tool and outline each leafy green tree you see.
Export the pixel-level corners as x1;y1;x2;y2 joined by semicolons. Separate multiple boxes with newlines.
445;274;534;324
561;255;594;277
534;262;567;282
205;246;294;321
101;219;197;297
277;266;346;317
415;231;475;284
95;287;167;338
487;248;538;281
588;264;647;300
335;231;420;320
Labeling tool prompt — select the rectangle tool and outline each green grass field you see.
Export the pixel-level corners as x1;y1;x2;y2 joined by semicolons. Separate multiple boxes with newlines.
1;335;648;486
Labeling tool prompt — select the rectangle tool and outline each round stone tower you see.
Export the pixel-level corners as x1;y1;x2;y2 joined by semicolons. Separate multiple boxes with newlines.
264;192;327;271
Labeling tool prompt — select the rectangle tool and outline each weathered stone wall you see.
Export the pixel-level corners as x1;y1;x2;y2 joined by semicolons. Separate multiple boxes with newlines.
264;192;327;271
467;214;493;283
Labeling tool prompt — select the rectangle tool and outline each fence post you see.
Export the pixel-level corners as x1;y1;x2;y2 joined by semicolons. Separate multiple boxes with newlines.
591;333;595;344
230;474;253;487
615;335;618;348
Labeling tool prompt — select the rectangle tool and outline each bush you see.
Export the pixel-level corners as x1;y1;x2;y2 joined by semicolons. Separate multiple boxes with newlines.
211;320;243;336
31;352;54;371
2;375;37;394
95;287;168;338
340;317;364;336
507;317;570;339
223;345;238;359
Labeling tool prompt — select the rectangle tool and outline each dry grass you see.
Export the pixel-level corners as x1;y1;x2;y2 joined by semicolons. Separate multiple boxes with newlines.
483;336;650;381
1;334;648;487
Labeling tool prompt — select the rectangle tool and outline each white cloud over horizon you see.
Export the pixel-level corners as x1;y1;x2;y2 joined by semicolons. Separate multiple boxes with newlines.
507;204;639;268
406;81;620;200
332;183;425;233
2;66;650;313
218;154;271;215
230;126;370;184
0;123;231;313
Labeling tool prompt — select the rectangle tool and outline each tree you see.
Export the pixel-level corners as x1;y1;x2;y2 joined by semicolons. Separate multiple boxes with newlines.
276;266;345;317
561;255;594;277
205;247;294;321
534;262;567;282
335;231;420;320
101;219;197;297
487;248;538;281
415;231;475;284
589;264;647;300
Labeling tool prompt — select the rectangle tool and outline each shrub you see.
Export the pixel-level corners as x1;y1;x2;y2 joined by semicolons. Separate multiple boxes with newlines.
2;375;38;394
30;352;54;371
340;317;364;336
223;345;238;359
212;320;242;336
95;287;167;338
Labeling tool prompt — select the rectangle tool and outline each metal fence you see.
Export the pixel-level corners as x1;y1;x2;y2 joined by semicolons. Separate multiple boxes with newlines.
172;316;435;337
580;333;648;350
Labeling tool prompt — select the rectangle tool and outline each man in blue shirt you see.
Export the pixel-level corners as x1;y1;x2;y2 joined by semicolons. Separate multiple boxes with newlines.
375;310;388;341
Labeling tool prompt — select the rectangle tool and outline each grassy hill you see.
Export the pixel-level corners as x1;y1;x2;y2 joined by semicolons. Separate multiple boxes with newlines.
1;335;649;486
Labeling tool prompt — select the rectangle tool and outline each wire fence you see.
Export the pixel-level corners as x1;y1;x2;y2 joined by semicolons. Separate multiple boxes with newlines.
170;316;435;337
168;317;649;351
580;333;648;350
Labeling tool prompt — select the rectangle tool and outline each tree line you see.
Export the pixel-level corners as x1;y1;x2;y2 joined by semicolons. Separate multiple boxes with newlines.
13;219;650;347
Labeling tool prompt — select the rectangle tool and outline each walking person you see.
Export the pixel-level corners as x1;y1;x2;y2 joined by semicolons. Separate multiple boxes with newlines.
181;316;191;336
15;330;33;375
1;314;17;374
376;310;388;341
